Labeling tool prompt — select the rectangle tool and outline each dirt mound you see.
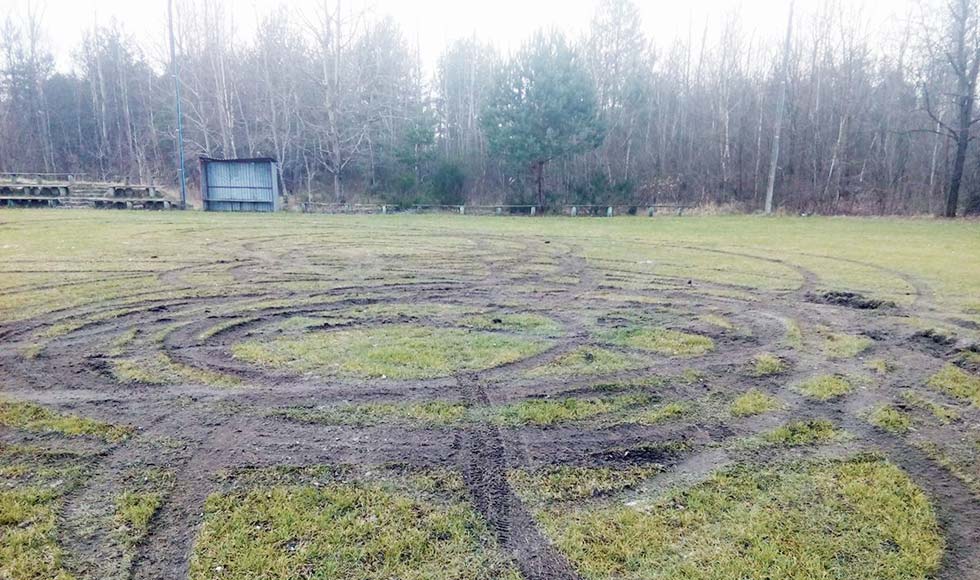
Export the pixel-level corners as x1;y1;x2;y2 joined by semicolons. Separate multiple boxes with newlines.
806;290;896;310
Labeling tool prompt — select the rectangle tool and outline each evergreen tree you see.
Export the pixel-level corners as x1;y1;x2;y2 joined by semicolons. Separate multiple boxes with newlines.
482;30;604;208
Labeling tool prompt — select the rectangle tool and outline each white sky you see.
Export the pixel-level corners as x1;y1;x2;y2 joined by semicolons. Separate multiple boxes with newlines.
3;0;916;73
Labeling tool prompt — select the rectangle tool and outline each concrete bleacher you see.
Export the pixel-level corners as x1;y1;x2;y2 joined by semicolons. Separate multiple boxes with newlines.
0;175;175;210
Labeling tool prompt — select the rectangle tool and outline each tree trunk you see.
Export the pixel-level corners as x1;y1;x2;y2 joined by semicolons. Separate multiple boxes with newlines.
765;0;794;214
945;130;968;217
535;161;545;210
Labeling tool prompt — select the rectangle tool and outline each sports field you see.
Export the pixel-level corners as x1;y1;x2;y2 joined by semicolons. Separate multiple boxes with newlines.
1;210;978;580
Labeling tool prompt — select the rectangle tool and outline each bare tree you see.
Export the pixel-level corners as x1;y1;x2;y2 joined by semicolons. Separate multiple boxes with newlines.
922;0;980;216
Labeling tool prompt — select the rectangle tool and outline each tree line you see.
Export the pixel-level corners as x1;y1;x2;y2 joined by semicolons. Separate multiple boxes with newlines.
3;0;980;216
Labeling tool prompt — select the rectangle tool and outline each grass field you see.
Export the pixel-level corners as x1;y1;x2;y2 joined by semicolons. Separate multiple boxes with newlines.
0;209;979;580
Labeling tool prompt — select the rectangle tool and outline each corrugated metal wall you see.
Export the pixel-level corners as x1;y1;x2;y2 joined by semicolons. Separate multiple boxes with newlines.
202;160;278;212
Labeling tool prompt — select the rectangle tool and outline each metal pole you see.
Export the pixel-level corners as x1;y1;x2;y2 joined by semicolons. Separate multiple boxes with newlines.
168;0;187;210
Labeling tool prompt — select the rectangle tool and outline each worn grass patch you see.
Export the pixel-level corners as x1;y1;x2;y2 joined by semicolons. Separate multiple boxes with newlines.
901;392;960;424
461;313;562;336
731;389;783;417
762;419;843;447
536;455;942;580
115;491;163;546
625;401;689;425
189;482;519;580
0;398;130;442
526;347;646;378
509;465;661;504
699;313;733;330
234;324;550;379
493;395;649;427
112;353;240;387
278;401;469;427
785;319;804;349
0;445;91;580
821;331;873;359
866;358;895;375
0;487;74;580
869;405;912;434
749;352;787;376
604;328;714;357
795;375;852;401
927;364;980;406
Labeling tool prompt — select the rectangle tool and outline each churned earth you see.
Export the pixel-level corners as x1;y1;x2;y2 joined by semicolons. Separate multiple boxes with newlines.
0;210;978;580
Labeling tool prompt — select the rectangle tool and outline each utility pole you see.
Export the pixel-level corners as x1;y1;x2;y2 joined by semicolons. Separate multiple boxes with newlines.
765;0;794;215
168;0;187;209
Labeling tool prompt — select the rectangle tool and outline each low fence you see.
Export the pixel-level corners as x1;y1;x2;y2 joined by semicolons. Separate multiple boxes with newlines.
299;202;688;216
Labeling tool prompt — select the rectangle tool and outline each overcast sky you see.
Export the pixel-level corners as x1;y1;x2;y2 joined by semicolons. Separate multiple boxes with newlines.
4;0;916;74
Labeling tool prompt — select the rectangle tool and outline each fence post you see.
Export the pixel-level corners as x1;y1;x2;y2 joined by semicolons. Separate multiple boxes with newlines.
607;206;613;217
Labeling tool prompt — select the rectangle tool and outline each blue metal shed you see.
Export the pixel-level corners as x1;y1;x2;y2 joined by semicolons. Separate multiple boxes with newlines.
200;157;280;212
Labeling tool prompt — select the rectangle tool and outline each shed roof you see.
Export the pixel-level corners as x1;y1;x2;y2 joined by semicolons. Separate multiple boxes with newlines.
200;156;277;164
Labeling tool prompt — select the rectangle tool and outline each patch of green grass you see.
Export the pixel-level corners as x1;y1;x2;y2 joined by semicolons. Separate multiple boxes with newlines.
115;491;162;546
763;419;842;446
279;401;469;427
0;487;74;580
749;352;786;376
869;405;913;434
795;375;852;401
927;365;980;406
112;353;240;387
822;331;873;359
0;444;90;580
536;455;943;580
626;401;689;425
234;324;550;379
730;389;783;417
493;395;649;427
604;327;714;357
461;313;562;336
0;398;130;442
901;392;960;424
189;483;520;580
341;302;480;321
509;465;661;504
526;347;646;378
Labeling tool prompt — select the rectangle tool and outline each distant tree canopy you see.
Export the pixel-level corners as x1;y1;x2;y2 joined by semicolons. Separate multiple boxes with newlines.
3;0;980;215
482;31;604;207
